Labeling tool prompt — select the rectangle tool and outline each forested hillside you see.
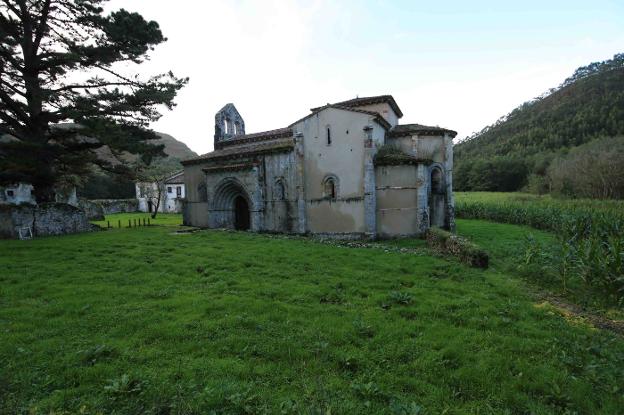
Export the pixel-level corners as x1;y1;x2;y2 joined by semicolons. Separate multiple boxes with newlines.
454;53;624;196
78;132;197;199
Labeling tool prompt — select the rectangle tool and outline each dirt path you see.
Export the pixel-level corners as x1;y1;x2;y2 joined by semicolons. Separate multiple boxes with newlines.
534;291;624;336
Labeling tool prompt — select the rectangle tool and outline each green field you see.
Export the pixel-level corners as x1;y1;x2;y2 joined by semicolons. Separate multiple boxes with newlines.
1;214;623;414
91;212;184;228
455;192;624;217
455;192;624;308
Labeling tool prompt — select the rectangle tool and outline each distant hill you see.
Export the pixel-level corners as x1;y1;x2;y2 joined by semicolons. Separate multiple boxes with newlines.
454;53;624;192
154;132;197;161
80;132;196;199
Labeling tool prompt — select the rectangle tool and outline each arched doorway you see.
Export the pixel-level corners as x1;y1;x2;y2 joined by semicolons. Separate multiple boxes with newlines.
212;178;254;230
234;195;250;230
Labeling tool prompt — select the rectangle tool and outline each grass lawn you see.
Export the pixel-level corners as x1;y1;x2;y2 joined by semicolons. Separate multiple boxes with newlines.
91;212;183;228
1;217;623;414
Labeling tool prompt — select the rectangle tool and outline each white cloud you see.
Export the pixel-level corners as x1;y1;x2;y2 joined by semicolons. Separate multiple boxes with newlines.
105;1;623;153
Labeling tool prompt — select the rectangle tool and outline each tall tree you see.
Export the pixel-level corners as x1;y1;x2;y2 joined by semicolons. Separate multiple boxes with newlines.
0;0;188;201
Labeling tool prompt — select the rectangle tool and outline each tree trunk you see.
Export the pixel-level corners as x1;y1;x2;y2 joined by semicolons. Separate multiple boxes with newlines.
151;188;162;219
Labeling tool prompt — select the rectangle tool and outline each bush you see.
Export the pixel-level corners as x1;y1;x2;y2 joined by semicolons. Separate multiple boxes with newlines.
425;227;489;268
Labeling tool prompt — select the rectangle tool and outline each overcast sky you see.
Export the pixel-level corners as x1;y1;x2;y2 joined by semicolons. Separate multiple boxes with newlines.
107;0;624;155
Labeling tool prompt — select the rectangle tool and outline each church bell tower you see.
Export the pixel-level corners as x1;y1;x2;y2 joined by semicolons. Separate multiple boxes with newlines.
214;103;245;145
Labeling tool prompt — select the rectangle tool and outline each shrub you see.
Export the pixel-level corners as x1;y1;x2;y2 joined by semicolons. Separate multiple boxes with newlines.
389;291;413;305
425;227;489;268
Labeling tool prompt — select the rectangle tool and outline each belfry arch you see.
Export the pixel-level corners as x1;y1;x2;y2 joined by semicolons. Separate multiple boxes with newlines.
214;103;245;143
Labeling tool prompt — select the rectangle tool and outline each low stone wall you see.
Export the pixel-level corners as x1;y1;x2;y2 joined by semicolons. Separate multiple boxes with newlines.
0;203;97;239
425;227;489;268
77;199;105;221
88;199;139;215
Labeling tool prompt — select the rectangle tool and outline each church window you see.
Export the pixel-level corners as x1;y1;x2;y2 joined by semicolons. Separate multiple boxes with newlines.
431;167;444;194
275;180;285;201
326;126;332;146
323;176;337;200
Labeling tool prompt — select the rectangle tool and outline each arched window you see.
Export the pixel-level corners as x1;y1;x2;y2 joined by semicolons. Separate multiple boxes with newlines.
431;167;444;195
323;176;338;200
326;125;332;146
275;180;285;201
234;121;241;135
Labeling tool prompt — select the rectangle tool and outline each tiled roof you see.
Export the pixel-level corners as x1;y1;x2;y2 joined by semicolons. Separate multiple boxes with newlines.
182;137;294;166
289;104;392;130
214;127;292;149
388;123;457;138
165;170;184;184
311;95;403;118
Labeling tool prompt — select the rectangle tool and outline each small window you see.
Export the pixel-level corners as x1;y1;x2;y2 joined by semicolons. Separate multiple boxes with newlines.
326;126;331;146
6;190;15;197
176;186;182;197
275;180;285;201
167;186;172;194
234;121;241;135
323;178;336;199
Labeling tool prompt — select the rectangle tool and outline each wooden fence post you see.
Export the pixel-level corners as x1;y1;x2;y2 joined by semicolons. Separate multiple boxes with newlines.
107;221;110;228
118;220;121;228
128;219;131;228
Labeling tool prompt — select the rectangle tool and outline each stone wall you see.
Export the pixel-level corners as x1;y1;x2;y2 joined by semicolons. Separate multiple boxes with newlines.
0;203;96;239
77;199;105;221
89;199;139;215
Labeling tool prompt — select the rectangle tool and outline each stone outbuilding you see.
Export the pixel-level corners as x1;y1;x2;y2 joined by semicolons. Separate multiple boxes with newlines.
181;95;456;238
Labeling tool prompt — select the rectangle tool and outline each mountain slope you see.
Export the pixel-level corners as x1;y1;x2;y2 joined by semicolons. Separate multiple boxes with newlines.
154;132;197;160
454;53;624;192
79;132;196;199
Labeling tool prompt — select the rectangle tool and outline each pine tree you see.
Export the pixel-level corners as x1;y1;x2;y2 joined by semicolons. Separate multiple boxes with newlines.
0;0;188;201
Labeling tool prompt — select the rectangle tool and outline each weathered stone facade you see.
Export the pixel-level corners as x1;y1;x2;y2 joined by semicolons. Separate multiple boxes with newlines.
182;95;456;238
0;203;96;239
89;199;139;215
215;103;245;144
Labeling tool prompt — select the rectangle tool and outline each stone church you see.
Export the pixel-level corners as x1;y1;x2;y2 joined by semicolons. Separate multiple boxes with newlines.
181;95;456;238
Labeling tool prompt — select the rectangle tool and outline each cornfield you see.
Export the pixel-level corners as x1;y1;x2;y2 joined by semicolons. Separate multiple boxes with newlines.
455;192;624;305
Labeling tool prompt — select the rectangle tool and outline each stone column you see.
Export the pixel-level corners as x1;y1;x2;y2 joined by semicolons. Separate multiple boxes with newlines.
251;166;264;232
415;163;429;235
294;132;307;234
363;125;377;238
444;133;455;232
